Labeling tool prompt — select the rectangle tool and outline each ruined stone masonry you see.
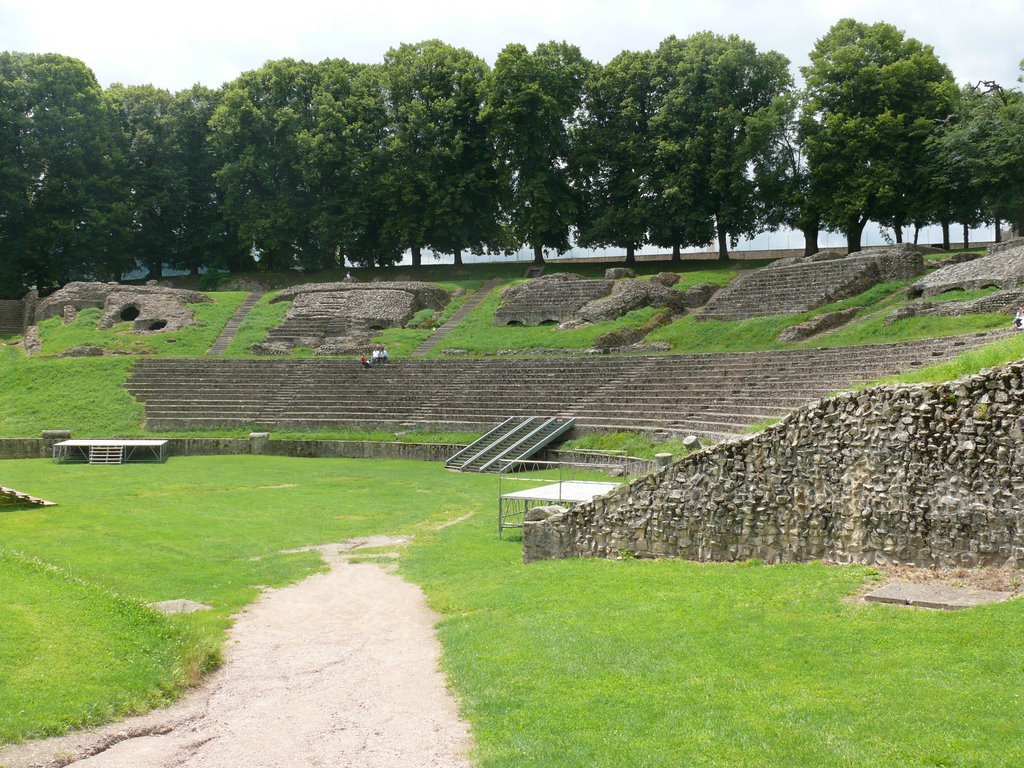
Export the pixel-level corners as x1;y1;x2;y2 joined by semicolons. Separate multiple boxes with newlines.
908;239;1024;298
34;282;211;332
699;246;925;321
255;281;450;355
524;360;1024;568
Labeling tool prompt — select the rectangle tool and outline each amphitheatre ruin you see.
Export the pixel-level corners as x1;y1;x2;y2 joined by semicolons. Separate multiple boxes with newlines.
3;241;1024;766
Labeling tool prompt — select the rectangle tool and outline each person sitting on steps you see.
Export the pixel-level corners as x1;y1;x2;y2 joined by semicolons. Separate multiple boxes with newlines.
360;354;372;369
1015;305;1024;331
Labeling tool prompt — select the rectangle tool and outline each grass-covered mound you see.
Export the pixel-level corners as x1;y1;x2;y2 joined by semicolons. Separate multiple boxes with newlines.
0;549;202;742
1;456;1021;764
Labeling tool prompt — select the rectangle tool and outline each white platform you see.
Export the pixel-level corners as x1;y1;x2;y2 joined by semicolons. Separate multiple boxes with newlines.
500;480;619;505
53;439;169;464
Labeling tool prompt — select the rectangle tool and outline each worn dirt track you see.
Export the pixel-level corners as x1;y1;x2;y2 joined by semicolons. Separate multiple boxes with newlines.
0;538;473;768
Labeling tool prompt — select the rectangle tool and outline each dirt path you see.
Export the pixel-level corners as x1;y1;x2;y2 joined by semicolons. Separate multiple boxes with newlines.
0;538;473;768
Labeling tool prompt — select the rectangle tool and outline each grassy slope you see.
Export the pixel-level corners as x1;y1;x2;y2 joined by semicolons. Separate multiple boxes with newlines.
1;456;1021;764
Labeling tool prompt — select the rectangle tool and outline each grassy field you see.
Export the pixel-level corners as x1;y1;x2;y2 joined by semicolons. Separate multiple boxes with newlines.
1;456;1021;766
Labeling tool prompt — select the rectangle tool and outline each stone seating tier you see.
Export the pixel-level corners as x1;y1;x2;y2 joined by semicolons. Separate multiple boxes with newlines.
126;332;997;440
699;250;923;321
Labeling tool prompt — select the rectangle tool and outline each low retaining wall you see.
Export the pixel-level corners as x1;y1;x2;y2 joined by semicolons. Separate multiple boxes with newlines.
0;437;459;463
524;360;1024;568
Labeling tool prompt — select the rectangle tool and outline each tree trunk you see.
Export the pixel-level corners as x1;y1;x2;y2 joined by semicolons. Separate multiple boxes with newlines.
453;248;463;266
994;217;1002;243
671;243;681;262
893;226;903;244
191;264;201;277
624;244;636;264
913;223;921;245
845;218;866;253
962;223;969;250
532;244;545;264
940;220;950;251
147;259;163;279
802;226;819;257
411;245;422;268
715;218;729;261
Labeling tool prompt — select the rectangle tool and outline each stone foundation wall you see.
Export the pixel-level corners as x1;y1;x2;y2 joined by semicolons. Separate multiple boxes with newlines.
524;361;1024;568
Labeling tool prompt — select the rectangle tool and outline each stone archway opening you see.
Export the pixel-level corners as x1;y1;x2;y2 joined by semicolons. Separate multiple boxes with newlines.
120;305;141;321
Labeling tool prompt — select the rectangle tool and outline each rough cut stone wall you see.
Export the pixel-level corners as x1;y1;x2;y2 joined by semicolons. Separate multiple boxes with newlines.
524;361;1024;568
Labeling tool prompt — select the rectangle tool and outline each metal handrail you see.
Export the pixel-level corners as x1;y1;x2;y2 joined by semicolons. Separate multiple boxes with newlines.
458;418;539;470
444;416;519;466
479;417;564;472
493;418;577;472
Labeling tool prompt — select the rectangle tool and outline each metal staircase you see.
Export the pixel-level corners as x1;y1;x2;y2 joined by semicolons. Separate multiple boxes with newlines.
446;416;575;473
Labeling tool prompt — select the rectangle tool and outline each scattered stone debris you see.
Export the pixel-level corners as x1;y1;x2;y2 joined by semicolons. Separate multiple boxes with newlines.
604;267;636;280
149;599;213;615
651;271;681;287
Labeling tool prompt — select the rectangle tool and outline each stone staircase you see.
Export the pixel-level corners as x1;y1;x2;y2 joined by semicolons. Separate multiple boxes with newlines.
413;278;502;357
207;292;264;355
125;332;1000;441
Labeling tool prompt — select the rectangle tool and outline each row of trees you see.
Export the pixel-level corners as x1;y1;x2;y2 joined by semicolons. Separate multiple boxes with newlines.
2;20;1023;298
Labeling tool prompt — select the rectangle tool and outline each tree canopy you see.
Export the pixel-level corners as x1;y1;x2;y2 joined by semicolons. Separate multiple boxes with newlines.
0;25;1017;297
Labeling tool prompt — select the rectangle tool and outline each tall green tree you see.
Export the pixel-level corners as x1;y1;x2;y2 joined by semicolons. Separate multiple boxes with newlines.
0;52;123;296
651;33;791;260
380;40;501;267
483;41;591;264
802;19;957;251
170;84;246;275
746;90;824;256
574;51;657;263
301;60;402;268
931;77;1024;239
105;83;185;279
209;59;324;271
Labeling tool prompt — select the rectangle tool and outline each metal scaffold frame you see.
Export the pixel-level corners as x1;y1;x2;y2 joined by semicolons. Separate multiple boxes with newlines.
53;439;169;464
497;457;643;537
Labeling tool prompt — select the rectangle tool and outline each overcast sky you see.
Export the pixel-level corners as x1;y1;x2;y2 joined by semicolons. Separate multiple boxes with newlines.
1;0;1021;93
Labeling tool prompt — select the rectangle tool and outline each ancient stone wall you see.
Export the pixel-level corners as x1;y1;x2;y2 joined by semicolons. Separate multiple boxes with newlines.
524;360;1024;568
34;282;210;332
495;274;614;326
